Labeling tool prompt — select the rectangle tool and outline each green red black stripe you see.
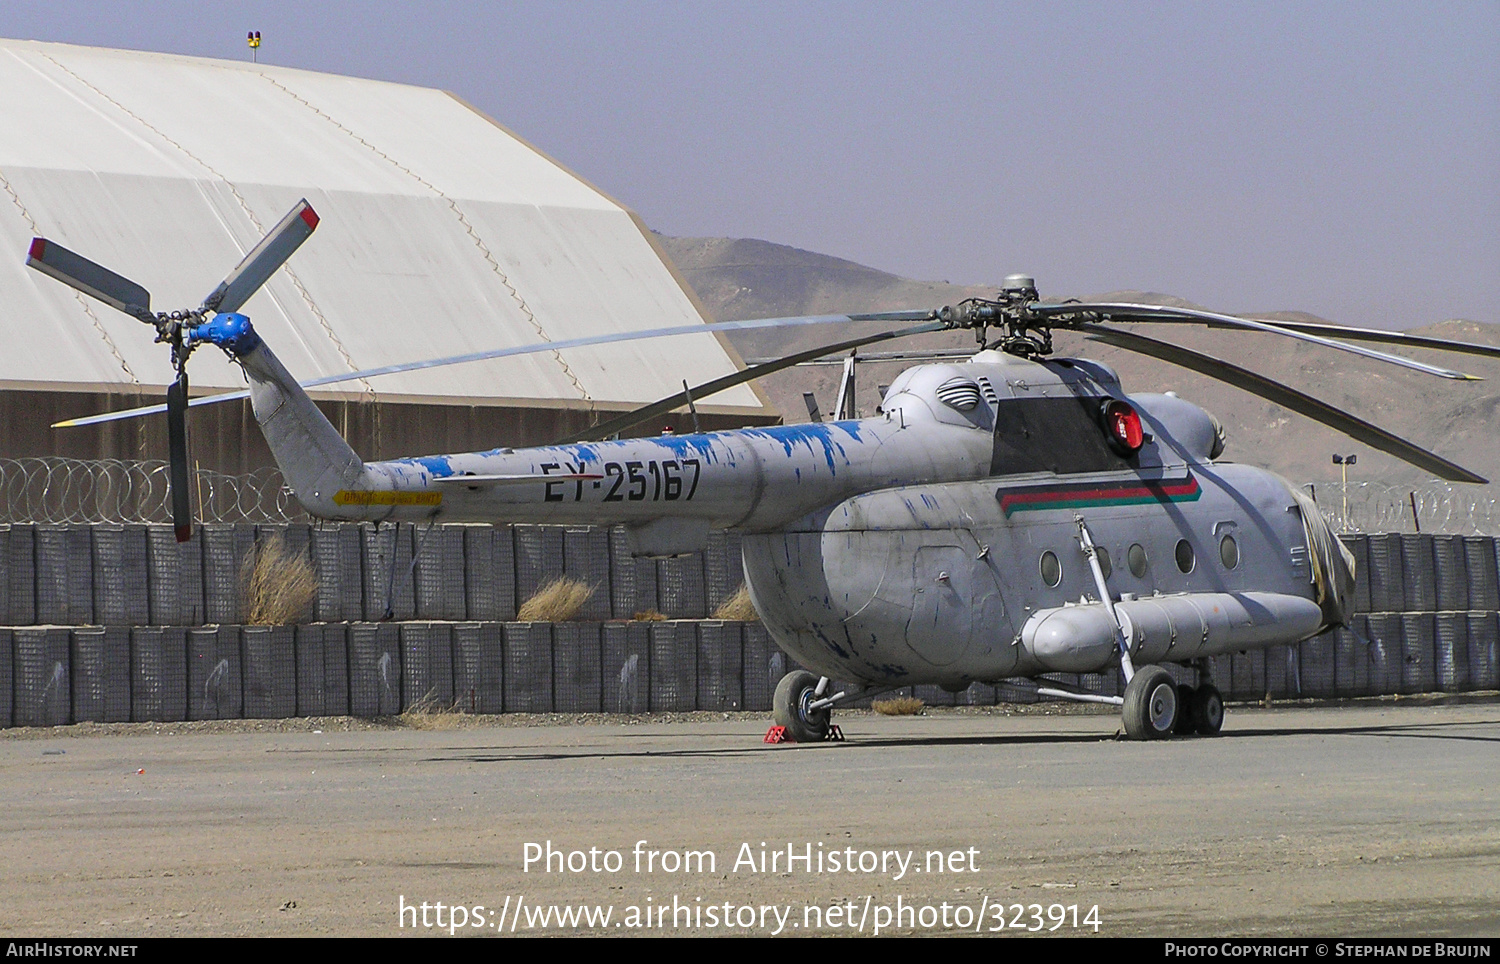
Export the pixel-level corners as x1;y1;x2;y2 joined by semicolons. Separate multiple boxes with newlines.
997;473;1200;517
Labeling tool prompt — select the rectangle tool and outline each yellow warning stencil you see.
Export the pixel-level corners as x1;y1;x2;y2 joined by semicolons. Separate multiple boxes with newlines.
333;490;442;506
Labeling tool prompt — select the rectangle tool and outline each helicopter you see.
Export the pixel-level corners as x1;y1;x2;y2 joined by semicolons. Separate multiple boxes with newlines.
26;200;1500;741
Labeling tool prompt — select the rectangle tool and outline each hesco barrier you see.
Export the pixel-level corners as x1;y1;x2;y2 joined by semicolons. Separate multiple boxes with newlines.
0;529;1495;726
1;614;1496;727
1;622;797;725
0;522;742;625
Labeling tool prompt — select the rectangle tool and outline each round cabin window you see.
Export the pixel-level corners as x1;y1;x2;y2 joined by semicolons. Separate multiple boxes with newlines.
1128;543;1149;578
1096;546;1112;579
1175;539;1196;574
1220;534;1240;570
1040;550;1062;588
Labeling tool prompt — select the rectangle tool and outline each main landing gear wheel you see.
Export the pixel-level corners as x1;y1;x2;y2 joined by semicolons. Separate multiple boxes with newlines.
1188;683;1224;736
774;670;830;743
1122;665;1178;740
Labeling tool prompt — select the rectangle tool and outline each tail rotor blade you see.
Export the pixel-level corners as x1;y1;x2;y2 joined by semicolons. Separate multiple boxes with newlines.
26;238;154;323
166;377;194;542
202;199;319;314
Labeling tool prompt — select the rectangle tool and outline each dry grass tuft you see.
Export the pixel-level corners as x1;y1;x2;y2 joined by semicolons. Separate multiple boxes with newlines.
872;696;925;716
397;690;468;729
711;584;759;621
242;533;317;625
631;609;667;622
517;577;594;622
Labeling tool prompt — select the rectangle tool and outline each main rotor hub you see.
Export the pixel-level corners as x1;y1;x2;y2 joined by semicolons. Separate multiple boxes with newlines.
938;273;1051;358
1000;274;1038;300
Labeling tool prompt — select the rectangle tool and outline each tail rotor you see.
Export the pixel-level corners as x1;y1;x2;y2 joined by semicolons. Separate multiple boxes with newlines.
26;200;320;540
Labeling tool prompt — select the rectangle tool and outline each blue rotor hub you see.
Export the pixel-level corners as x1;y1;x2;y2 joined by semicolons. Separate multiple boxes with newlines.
187;312;262;356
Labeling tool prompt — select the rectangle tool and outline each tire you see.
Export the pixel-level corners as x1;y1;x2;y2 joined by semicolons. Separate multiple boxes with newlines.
773;670;830;743
1189;683;1225;736
1174;684;1199;735
1122;665;1178;740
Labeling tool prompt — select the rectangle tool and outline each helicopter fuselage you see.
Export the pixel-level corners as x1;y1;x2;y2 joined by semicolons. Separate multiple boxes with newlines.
742;461;1327;687
236;334;1346;690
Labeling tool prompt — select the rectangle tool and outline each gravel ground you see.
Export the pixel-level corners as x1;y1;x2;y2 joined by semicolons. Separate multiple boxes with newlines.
1;694;1496;938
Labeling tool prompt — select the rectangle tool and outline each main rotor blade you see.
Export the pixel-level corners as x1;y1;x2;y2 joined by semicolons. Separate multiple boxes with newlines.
1225;319;1500;361
53;309;941;429
1037;302;1480;381
1080;323;1487;484
166;376;194;542
26;238;154;323
202;200;320;314
557;319;950;444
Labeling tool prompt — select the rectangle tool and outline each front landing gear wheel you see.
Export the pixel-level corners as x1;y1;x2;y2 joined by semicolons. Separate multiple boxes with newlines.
1189;683;1224;736
1122;666;1178;740
774;670;830;743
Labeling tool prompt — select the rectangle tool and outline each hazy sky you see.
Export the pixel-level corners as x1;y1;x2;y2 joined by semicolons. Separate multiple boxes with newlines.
7;1;1497;328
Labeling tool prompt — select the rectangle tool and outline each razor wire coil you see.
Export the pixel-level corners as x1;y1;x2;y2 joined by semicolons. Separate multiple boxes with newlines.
0;458;308;525
1311;480;1500;536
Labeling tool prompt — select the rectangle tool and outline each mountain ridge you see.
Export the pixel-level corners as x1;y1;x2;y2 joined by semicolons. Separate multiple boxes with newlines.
659;234;1500;494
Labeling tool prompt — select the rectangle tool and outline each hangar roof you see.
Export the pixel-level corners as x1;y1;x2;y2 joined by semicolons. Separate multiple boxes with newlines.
0;39;765;414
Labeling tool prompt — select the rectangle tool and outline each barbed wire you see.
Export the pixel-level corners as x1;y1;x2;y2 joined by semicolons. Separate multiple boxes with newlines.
0;458;307;525
1307;480;1500;536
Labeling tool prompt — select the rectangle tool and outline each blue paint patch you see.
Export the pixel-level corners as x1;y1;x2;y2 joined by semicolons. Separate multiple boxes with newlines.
739;422;866;473
646;434;720;461
568;443;602;464
390;455;456;478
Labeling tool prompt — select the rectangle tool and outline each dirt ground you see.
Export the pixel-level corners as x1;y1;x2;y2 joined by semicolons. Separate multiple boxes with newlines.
1;695;1497;938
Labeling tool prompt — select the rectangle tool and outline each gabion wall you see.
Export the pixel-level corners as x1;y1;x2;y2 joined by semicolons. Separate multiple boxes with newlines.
0;522;743;625
0;528;1495;727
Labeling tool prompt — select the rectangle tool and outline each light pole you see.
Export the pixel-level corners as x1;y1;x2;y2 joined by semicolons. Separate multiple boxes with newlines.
1332;453;1357;529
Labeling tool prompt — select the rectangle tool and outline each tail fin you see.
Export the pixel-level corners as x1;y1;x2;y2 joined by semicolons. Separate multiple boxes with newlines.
191;312;376;518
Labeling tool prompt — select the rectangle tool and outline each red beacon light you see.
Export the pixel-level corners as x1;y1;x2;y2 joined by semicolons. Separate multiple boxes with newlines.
1101;399;1145;455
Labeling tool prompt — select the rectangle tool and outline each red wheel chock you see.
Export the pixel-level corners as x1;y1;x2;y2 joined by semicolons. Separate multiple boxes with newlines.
763;724;844;744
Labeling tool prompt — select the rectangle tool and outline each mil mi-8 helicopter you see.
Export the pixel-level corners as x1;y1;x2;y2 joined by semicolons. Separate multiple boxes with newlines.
26;201;1500;741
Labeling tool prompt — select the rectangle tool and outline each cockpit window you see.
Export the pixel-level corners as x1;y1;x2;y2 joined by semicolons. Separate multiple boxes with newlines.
989;396;1139;476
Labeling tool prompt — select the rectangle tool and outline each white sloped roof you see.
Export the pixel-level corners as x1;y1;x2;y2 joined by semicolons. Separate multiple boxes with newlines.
0;39;765;413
